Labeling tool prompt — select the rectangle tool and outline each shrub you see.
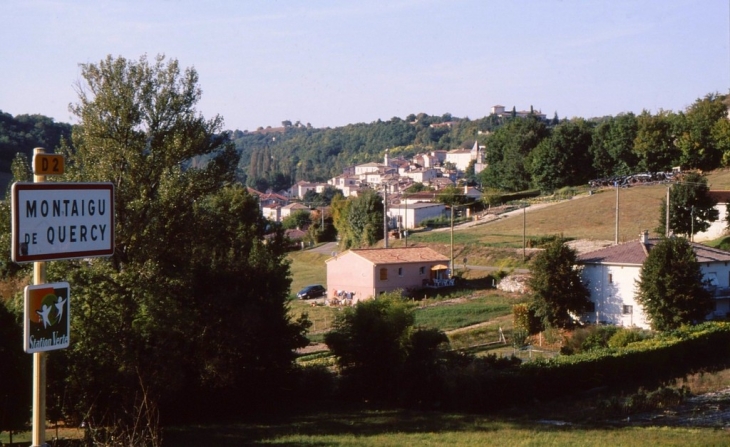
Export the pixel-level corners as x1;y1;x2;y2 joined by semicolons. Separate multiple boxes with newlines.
607;328;652;349
582;325;620;351
512;303;542;336
325;292;453;404
562;325;646;355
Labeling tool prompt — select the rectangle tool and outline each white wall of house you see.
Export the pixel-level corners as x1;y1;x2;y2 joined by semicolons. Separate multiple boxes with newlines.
355;163;382;175
402;168;438;183
581;260;730;329
445;150;472;171
364;172;383;185
695;203;728;242
388;203;446;229
280;204;310;219
262;206;281;222
581;264;650;329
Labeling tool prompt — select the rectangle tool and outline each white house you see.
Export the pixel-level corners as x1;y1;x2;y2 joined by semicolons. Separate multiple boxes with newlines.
694;190;730;242
290;181;320;199
401;168;439;183
388;202;447;230
354;162;384;176
280;203;311;220
328;174;359;189
261;204;281;222
445;148;473;171
578;232;730;329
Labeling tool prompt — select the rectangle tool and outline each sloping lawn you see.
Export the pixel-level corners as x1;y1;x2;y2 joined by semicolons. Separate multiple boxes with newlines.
413;295;515;331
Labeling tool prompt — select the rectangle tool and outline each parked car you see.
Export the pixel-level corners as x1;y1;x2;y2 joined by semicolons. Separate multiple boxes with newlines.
297;284;326;300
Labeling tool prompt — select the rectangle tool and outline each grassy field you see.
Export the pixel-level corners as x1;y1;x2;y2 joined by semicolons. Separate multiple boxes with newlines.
286;250;329;296
413;294;516;331
412;184;669;245
162;408;730;446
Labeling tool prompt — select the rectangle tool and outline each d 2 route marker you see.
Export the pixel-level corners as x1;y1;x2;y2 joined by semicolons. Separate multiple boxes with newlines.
33;153;65;175
11;182;115;262
24;282;70;353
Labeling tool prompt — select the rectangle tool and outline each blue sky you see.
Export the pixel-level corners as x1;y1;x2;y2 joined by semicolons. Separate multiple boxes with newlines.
1;0;729;131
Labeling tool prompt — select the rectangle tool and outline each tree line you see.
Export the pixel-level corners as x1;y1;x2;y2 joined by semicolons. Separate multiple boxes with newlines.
4;90;728;199
482;95;730;192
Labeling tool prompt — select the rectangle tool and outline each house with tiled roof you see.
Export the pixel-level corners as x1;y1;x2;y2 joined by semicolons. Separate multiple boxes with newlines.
280;202;311;220
290;181;327;199
578;231;730;329
326;247;450;302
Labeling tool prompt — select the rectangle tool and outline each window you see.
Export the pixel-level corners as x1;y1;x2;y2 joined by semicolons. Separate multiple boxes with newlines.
380;268;388;281
608;273;613;283
586;302;596;312
419;266;426;275
623;305;633;315
398;267;403;277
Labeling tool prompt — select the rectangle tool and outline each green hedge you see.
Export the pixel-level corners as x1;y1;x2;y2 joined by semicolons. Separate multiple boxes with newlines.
441;322;730;412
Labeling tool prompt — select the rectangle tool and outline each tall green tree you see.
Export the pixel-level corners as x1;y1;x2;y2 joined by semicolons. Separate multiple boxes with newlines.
675;93;728;171
480;117;548;192
331;189;384;249
530;119;594;191
282;209;312;230
528;238;590;328
589;113;639;177
52;54;308;424
656;172;718;238
636;237;713;331
634;110;681;172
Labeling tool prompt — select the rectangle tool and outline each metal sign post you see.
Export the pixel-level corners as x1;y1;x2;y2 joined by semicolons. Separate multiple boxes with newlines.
32;147;48;447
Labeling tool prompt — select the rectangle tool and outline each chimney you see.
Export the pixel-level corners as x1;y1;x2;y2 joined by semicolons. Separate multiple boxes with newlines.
640;230;649;244
464;185;468;194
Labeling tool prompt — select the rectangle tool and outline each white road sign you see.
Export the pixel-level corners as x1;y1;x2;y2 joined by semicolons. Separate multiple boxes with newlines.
12;183;115;262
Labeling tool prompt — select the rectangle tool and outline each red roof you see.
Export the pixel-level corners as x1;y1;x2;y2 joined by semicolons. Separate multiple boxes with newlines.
579;238;730;265
334;247;449;265
709;190;730;203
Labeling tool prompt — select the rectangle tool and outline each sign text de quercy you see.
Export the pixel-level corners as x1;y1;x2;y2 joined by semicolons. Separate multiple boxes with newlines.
24;198;109;245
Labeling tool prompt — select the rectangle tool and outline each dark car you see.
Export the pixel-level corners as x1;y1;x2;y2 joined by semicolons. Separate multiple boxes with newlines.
297;284;326;300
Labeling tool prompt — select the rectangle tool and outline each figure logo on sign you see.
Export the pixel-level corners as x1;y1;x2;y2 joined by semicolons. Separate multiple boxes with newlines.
25;283;70;353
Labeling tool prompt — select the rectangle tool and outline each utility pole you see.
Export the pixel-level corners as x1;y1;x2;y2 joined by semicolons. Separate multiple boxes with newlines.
522;203;526;261
615;182;619;245
383;184;389;248
666;185;671;237
450;204;454;277
404;201;408;247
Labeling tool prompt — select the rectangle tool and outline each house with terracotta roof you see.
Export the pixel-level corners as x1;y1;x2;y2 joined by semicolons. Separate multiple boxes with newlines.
325;247;450;302
578;231;730;329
